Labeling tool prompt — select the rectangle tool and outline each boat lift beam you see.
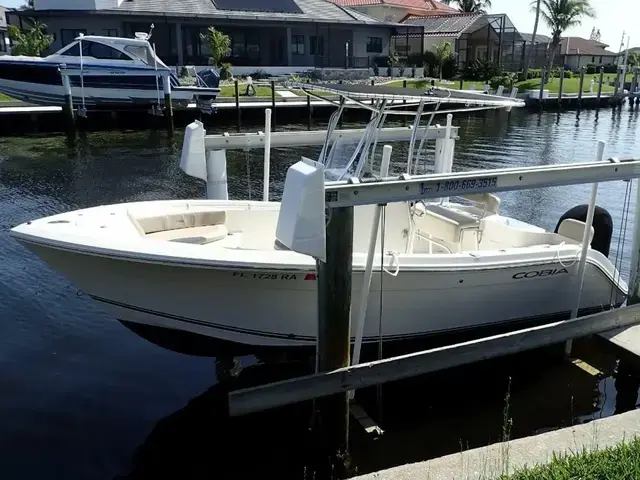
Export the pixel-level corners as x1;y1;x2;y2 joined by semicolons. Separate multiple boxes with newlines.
229;303;640;416
323;157;640;208
201;125;459;151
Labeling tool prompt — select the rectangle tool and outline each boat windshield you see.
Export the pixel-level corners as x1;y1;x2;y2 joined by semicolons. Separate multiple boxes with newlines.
124;44;168;68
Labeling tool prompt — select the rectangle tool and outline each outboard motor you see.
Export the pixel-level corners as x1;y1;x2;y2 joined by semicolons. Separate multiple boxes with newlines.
197;68;221;88
554;204;613;257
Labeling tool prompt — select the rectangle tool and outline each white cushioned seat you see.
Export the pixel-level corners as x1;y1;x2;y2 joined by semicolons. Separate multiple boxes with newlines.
147;224;229;244
128;210;228;245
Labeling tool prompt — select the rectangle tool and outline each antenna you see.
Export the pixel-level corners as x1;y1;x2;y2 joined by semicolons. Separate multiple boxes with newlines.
148;23;155;41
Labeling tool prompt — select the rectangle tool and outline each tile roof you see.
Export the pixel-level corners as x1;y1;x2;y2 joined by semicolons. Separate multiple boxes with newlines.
402;13;480;37
98;0;393;25
328;0;457;13
560;37;619;56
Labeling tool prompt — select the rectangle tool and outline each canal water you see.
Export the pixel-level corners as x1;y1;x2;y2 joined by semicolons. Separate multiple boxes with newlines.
1;106;639;479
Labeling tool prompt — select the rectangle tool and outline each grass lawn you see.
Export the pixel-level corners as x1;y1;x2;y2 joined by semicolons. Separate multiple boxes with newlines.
219;84;273;98
516;76;615;94
390;77;617;94
0;93;14;102
497;437;640;479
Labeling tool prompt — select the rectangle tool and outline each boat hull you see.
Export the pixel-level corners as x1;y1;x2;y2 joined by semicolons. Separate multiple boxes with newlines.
0;62;217;107
20;241;627;351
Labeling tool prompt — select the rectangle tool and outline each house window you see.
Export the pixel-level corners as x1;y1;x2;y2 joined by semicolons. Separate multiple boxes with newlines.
60;29;86;47
103;29;118;37
291;35;304;55
366;37;382;54
591;56;595;63
310;36;324;56
0;32;6;53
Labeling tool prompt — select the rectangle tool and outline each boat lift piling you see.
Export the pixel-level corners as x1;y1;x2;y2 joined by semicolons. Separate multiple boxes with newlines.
263;109;272;202
565;140;606;356
313;202;354;473
162;73;174;134
60;72;75;137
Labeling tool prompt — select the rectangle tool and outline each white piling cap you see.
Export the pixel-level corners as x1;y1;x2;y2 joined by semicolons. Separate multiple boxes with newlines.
275;157;327;261
180;120;207;181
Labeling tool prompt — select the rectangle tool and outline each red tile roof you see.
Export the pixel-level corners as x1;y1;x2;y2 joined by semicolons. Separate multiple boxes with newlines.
328;0;458;14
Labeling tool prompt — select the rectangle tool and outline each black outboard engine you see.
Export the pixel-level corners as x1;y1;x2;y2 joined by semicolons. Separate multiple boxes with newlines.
197;68;221;88
554;204;613;257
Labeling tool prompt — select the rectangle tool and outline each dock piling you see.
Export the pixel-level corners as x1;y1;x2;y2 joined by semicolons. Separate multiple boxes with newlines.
578;67;586;107
314;203;354;473
558;68;564;105
597;67;604;101
538;68;546;107
61;73;75;135
162;73;174;133
270;80;276;130
234;79;241;132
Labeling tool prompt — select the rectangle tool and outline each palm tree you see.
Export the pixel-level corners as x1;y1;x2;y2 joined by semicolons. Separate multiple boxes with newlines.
523;0;542;79
439;0;492;14
539;0;595;73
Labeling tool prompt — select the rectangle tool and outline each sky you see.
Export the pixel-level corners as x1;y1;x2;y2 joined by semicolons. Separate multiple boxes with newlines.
1;0;638;51
487;0;638;50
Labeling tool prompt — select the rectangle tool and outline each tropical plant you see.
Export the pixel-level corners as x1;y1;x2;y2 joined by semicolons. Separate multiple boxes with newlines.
538;0;596;74
200;27;231;69
433;40;452;80
523;0;542;80
440;0;492;14
8;22;53;56
628;52;640;68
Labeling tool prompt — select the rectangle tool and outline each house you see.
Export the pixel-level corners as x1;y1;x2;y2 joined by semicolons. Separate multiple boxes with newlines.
555;37;620;70
400;13;525;70
6;0;399;74
0;5;9;56
327;0;456;24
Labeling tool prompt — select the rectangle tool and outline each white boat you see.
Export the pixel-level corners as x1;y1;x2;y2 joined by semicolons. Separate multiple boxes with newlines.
0;29;220;109
9;83;628;355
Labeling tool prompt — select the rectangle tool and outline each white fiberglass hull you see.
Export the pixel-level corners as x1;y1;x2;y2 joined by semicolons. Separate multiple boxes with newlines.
18;238;626;349
0;78;214;107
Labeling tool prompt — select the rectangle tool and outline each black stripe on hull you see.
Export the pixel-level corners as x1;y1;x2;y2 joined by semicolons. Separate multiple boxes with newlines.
0;85;192;107
90;294;618;357
0;61;180;88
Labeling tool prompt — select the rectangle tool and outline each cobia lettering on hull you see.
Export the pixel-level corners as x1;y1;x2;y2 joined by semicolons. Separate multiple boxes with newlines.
512;268;569;280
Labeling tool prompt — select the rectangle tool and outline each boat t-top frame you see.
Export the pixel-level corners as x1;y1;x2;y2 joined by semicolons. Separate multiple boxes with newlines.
283;81;524;181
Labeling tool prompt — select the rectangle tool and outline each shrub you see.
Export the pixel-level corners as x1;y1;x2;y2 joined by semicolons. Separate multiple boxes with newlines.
464;59;501;81
441;56;457;79
219;62;232;80
586;63;597;74
372;63;379;76
489;72;516;90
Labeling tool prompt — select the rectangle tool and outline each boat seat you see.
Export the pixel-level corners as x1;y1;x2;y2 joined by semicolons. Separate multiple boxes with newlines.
460;193;501;215
128;210;228;244
412;203;481;252
557;218;594;245
147;225;229;244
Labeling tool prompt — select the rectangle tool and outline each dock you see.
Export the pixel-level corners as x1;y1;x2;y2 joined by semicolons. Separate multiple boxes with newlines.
352;407;640;480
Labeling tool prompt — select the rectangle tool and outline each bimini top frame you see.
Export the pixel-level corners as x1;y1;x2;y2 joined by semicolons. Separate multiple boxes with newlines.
283;81;522;181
